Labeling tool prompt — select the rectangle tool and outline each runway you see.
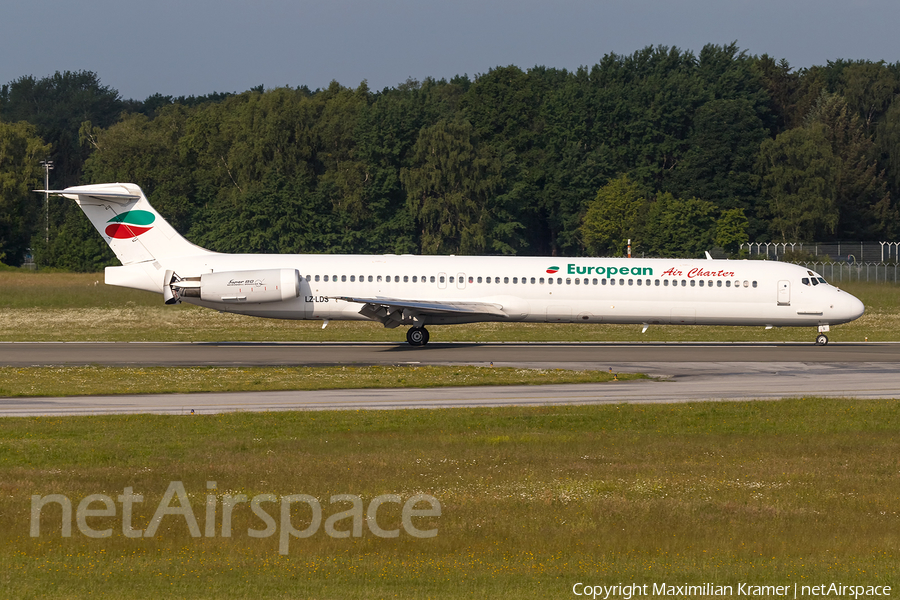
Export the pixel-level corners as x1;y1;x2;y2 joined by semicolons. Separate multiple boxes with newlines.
2;340;900;367
1;342;899;416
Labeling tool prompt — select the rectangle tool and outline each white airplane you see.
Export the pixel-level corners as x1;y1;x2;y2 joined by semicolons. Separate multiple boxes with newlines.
41;183;864;346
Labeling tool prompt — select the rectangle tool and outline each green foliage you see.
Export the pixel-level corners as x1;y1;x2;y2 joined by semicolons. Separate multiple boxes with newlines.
401;118;503;254
643;193;719;257
581;174;647;256
5;51;900;269
757;124;838;242
0;120;50;265
714;208;750;255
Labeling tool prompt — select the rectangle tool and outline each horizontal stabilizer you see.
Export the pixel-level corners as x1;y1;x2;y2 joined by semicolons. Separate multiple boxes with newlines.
36;188;140;204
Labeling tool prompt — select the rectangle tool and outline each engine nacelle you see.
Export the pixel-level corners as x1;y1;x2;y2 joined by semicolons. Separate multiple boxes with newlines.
167;269;301;304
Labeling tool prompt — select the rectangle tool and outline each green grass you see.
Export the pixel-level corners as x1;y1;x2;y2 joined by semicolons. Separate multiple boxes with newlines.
0;365;642;397
3;399;900;598
0;272;896;342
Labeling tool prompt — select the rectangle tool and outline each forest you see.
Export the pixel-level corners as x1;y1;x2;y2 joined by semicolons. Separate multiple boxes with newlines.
1;43;899;271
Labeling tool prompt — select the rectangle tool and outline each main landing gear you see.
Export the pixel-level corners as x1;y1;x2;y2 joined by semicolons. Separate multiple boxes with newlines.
406;326;430;346
815;333;829;346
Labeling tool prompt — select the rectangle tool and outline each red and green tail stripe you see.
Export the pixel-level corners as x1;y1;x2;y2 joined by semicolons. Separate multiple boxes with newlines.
105;210;155;239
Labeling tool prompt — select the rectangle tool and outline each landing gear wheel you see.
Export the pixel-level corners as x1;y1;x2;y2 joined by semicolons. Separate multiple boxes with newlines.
407;327;430;346
815;333;829;346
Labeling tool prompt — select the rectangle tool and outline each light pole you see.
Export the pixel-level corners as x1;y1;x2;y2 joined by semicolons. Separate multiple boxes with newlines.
39;159;54;244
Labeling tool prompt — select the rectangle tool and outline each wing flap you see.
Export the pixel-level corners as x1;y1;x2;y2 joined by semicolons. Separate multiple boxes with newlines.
331;296;508;318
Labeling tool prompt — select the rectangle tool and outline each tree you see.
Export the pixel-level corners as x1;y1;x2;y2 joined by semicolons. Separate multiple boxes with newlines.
0;121;51;265
757;124;838;242
805;92;892;238
401;118;503;254
875;97;900;233
664;98;766;230
714;208;750;256
1;71;123;187
581;174;647;256
643;193;718;258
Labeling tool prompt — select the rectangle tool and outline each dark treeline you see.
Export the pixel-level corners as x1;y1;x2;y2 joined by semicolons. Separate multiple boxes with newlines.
1;44;899;271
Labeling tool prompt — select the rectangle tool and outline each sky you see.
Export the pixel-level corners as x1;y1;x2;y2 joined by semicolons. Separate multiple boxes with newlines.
3;0;900;101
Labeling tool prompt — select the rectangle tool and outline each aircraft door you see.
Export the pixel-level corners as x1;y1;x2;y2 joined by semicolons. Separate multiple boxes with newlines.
777;280;791;306
457;273;466;289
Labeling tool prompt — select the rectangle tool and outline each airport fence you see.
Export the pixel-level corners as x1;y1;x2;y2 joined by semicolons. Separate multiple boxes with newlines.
796;262;900;284
740;241;900;263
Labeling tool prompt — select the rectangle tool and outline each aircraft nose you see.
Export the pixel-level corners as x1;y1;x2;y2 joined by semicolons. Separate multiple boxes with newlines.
839;292;865;322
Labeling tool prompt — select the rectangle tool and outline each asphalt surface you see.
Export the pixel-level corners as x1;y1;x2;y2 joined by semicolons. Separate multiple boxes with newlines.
2;342;898;416
2;341;899;367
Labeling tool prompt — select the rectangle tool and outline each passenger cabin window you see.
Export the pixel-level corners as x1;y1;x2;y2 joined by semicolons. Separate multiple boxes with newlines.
539;278;545;284
504;277;509;284
531;277;536;284
512;277;518;284
430;276;436;283
368;275;373;282
315;275;320;282
404;275;409;283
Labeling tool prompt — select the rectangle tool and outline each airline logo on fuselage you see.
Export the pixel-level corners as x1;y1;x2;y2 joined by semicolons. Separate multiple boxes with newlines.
105;210;155;239
556;264;654;277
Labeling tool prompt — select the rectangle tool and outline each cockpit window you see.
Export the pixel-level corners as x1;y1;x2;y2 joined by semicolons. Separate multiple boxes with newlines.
802;277;810;286
818;277;826;284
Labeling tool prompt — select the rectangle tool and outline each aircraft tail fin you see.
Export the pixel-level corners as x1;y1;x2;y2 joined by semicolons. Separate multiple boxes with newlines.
39;183;213;265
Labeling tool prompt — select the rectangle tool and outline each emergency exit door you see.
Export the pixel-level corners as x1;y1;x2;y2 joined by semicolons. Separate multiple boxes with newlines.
777;280;791;305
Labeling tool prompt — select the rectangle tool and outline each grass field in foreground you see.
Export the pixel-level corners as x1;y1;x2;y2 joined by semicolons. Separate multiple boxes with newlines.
3;399;900;598
0;271;897;343
0;365;642;397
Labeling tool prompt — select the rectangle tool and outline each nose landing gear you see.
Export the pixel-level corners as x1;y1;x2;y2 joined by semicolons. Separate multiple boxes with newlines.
815;333;829;346
406;326;430;346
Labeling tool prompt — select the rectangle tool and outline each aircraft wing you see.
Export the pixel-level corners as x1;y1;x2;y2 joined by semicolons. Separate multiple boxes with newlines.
330;295;508;326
